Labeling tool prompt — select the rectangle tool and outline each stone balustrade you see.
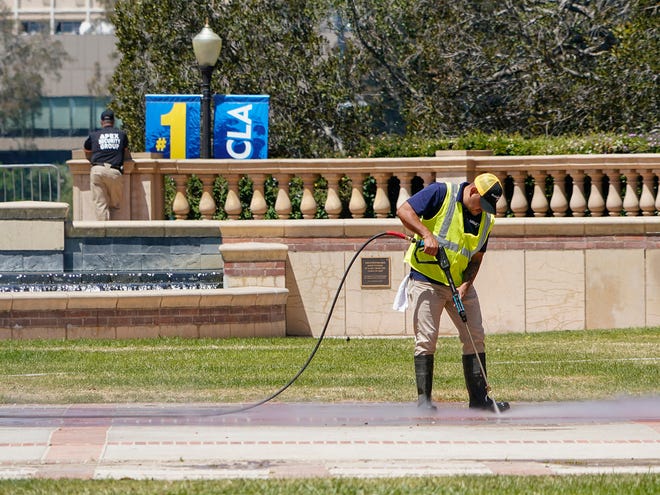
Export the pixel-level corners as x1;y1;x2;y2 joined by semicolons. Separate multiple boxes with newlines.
483;154;660;218
67;151;659;222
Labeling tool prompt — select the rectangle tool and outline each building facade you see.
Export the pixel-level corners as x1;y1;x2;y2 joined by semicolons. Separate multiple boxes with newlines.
8;0;108;35
1;0;117;163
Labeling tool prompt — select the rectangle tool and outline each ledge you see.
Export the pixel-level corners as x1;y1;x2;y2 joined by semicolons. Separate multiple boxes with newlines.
219;242;289;262
0;201;69;220
0;287;289;311
492;216;660;237
68;220;225;238
63;217;660;241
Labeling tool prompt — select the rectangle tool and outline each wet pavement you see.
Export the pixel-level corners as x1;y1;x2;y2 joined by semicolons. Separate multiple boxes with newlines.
0;397;658;479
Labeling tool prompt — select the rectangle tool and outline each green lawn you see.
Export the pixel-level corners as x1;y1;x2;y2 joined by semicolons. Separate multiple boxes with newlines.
0;328;657;404
1;474;658;494
0;328;657;494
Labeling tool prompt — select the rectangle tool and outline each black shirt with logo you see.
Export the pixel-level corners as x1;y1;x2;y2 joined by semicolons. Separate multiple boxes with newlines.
84;127;129;170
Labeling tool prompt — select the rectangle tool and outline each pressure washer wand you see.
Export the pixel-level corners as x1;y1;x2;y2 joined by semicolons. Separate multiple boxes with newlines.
413;240;466;322
435;247;467;323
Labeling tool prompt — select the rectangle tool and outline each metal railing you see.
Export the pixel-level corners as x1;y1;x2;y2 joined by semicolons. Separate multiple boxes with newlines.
0;164;61;202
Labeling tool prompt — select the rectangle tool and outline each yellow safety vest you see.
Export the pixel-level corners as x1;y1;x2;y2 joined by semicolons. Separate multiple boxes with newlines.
404;182;494;286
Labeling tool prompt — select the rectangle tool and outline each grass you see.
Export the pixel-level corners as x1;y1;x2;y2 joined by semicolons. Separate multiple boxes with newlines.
0;328;658;404
0;474;658;494
0;328;657;493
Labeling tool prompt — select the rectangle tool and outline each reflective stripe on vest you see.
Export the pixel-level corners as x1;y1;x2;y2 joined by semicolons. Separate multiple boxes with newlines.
404;182;494;285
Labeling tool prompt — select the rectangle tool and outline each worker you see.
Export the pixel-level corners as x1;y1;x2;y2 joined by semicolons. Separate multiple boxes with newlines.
396;173;510;412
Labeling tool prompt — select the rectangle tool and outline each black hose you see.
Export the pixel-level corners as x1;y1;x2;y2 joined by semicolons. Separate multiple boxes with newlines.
213;230;406;415
0;231;409;420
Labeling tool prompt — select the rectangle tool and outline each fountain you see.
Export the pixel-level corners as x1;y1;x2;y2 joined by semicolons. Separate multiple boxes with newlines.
0;202;288;340
0;271;223;292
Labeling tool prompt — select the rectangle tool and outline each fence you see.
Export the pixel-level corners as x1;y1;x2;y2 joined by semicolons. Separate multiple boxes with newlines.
0;164;61;202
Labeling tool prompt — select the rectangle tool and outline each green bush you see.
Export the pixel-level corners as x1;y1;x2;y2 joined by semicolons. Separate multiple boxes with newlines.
355;131;660;157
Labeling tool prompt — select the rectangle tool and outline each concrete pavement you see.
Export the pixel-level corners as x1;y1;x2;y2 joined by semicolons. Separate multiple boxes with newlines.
0;397;658;479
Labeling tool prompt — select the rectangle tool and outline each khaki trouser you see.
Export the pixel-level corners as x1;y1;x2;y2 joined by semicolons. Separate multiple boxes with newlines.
90;164;123;221
407;277;486;356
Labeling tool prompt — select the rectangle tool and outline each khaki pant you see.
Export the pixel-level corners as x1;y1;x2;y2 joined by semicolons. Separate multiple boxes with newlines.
407;277;486;356
90;164;123;221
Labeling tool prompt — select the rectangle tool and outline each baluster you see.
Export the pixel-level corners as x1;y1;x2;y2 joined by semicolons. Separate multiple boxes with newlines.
656;171;660;215
300;173;317;219
638;170;656;216
198;174;217;220
586;170;605;217
172;175;190;220
495;173;508;217
224;174;242;220
249;173;268;219
530;171;549;217
349;173;367;218
324;173;343;219
396;172;413;210
569;170;587;217
372;172;392;219
550;171;568;217
417;172;435;189
509;171;528;217
274;173;292;219
605;170;623;216
621;170;640;216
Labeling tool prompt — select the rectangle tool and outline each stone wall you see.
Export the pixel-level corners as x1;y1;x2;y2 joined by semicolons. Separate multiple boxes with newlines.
217;217;660;337
64;222;223;272
0;202;658;339
0;288;288;340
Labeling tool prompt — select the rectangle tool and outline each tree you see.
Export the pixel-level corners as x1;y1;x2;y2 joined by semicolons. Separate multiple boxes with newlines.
110;0;371;157
0;6;68;137
339;0;657;136
109;1;657;157
590;0;659;133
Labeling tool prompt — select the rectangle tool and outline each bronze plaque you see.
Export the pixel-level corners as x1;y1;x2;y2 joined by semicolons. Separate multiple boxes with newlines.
361;257;391;288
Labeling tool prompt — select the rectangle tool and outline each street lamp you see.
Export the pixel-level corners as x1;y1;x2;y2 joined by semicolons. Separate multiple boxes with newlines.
193;22;222;159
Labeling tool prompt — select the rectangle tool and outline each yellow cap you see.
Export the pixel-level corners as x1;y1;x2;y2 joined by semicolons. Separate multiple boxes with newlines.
474;173;503;214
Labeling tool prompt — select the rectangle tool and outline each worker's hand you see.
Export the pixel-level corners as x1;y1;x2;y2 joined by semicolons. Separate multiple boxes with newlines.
457;282;470;300
421;233;438;257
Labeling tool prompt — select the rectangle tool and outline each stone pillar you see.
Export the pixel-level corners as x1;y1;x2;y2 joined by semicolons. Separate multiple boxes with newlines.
218;242;289;289
0;201;68;272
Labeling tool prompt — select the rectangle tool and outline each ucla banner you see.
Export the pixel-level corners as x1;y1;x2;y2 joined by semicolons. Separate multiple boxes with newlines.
145;95;201;159
213;95;269;159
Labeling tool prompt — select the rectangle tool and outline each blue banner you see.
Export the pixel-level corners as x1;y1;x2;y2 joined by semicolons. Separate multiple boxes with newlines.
213;95;269;159
145;95;201;159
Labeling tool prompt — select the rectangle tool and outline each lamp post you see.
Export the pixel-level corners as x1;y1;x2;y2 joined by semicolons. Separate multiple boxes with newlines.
193;22;222;159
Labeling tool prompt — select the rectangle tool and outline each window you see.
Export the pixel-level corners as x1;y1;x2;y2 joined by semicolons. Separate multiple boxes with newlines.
0;97;112;138
56;22;82;35
21;21;48;34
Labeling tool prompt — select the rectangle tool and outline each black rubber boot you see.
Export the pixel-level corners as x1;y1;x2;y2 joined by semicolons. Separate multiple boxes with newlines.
462;353;510;413
414;354;437;411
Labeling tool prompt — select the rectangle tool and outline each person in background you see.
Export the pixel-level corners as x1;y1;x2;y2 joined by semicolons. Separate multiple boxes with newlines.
396;173;510;413
83;109;131;221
